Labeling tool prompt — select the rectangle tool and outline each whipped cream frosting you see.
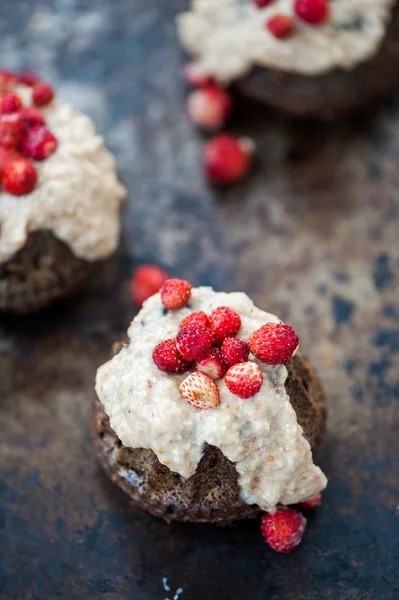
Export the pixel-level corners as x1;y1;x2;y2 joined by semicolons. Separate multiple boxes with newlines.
0;86;126;264
96;287;327;512
178;0;395;81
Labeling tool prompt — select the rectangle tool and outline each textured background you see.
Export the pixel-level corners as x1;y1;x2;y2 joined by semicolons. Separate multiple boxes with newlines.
1;1;399;599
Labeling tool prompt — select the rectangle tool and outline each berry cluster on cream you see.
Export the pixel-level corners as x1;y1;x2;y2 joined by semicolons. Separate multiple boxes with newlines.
152;278;299;408
255;0;330;39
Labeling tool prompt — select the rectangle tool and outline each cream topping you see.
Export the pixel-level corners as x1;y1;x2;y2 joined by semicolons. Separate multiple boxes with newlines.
178;0;395;81
0;86;126;264
96;287;327;511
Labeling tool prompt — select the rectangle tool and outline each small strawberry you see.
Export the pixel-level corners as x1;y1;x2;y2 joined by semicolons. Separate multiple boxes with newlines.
17;70;39;87
225;361;263;399
0;70;16;93
0;93;22;114
208;306;241;345
204;134;254;185
32;82;54;106
184;61;213;88
252;0;275;7
180;371;220;410
187;85;232;131
20;125;58;161
221;337;249;367
196;349;226;380
160;278;192;310
131;264;168;307
179;311;209;331
261;509;307;553
294;0;329;25
2;157;37;196
299;494;322;510
0;113;24;148
152;339;190;374
0;147;21;177
176;325;214;362
266;15;294;38
19;107;46;129
249;322;299;365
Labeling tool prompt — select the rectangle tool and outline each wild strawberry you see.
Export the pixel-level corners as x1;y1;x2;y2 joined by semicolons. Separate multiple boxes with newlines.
184;61;213;88
225;361;263;399
0;70;16;93
20;125;58;161
19;107;46;129
0;113;24;148
267;15;294;38
0;94;22;114
152;339;190;374
196;349;226;380
299;494;322;510
32;82;55;106
249;322;299;365
208;306;241;345
17;70;39;87
180;371;220;410
179;311;209;331
131;264;168;307
2;157;37;196
204;134;254;185
176;325;214;362
160;278;192;310
294;0;329;25
0;147;21;177
221;337;249;367
187;85;232;131
252;0;275;7
261;509;307;553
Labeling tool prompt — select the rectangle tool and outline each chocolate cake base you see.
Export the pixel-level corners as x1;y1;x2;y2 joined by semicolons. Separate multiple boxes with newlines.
235;4;399;119
0;230;99;314
93;353;327;525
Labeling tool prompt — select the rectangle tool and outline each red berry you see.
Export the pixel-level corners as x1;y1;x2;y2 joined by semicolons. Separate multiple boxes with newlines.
299;494;322;510
187;85;232;131
249;322;299;365
253;0;275;7
0;94;22;114
32;82;54;106
204;134;254;185
180;371;220;410
294;0;329;25
2;157;37;196
261;509;307;553
19;107;46;129
0;70;16;93
196;349;226;380
179;311;209;331
176;325;214;362
131;264;168;307
267;15;294;38
20;125;58;161
0;147;22;177
152;339;190;374
184;61;213;88
0;113;24;148
208;306;242;345
160;278;192;310
225;361;263;399
17;70;39;87
221;337;249;367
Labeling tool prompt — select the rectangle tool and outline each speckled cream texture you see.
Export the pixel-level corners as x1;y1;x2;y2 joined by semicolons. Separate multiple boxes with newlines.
0;86;126;264
96;287;327;511
178;0;395;81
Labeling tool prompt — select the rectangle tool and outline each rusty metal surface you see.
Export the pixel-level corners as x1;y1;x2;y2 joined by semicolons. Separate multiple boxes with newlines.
1;1;399;599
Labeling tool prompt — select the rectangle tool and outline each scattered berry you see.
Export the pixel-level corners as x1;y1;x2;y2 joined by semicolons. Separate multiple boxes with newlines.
209;306;242;345
20;125;58;161
249;322;299;365
152;339;190;374
184;61;213;88
187;85;232;131
197;349;226;380
19;106;46;129
2;157;37;196
0;146;21;177
204;134;254;185
176;325;214;362
32;82;54;106
299;494;322;510
221;337;250;367
0;113;24;148
131;264;168;307
160;278;192;310
17;70;39;87
0;70;16;93
267;15;294;38
261;509;307;554
179;311;209;331
180;371;220;410
252;0;275;7
225;361;263;399
294;0;329;25
0;93;22;114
